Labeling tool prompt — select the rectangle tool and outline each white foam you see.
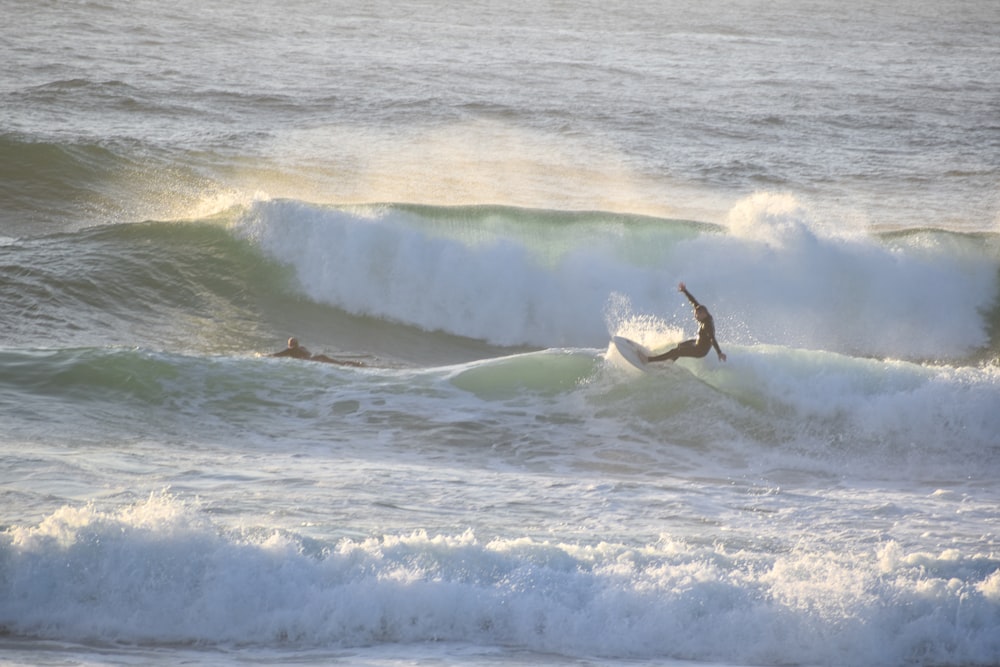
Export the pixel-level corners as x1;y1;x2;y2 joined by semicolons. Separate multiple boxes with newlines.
682;344;1000;472
3;494;999;666
231;197;998;360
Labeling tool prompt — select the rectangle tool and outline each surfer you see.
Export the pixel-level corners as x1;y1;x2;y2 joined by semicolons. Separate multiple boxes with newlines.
271;337;313;360
646;283;727;363
270;337;366;367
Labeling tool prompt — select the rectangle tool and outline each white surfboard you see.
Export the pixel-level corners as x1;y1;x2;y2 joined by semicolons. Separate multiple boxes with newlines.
611;335;648;370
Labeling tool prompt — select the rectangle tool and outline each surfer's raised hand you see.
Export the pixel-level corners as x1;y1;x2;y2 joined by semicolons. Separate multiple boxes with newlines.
678;281;686;292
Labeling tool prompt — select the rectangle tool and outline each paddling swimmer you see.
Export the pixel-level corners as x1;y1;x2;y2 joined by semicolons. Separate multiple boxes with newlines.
271;337;366;367
646;283;727;363
271;337;313;360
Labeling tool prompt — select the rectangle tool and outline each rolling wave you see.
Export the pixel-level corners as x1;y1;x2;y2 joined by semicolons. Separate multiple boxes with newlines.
2;492;998;665
232;197;1000;361
0;133;246;238
3;197;999;365
0;134;136;233
0;219;287;352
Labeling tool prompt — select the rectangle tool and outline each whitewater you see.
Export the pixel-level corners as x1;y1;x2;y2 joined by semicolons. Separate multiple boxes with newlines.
2;0;999;666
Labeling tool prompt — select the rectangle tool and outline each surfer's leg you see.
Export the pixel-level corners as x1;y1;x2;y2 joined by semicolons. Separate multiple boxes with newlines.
648;339;696;362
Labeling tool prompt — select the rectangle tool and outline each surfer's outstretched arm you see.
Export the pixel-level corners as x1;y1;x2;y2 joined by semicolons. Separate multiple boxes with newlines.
678;281;700;308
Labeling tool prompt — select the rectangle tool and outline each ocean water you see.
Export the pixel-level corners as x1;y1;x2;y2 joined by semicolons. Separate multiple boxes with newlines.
2;1;999;666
